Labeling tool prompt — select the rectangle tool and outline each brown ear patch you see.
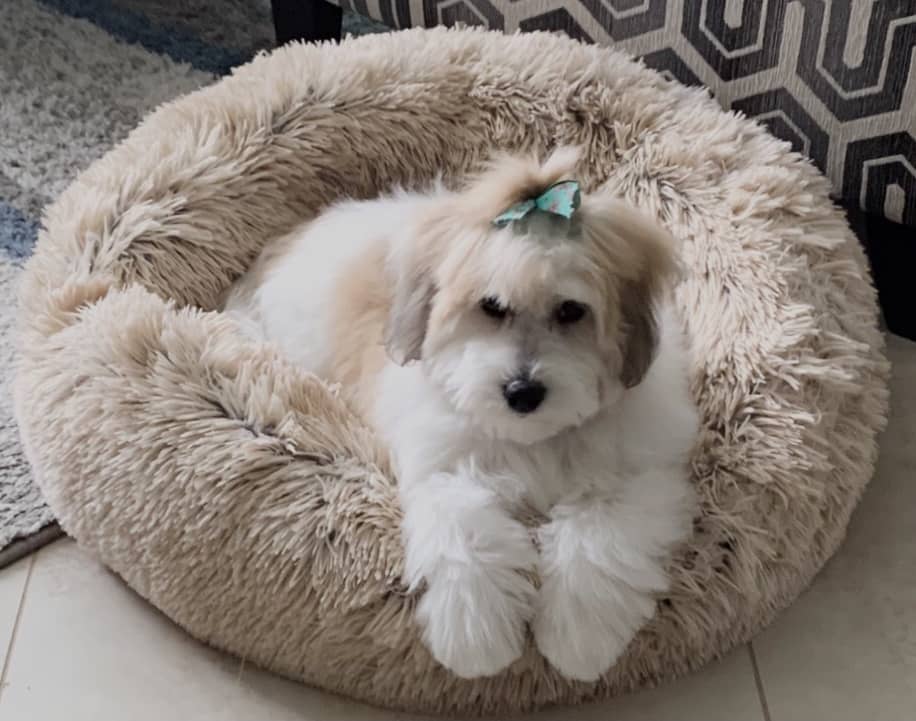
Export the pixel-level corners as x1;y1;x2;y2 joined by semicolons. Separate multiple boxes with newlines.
382;206;447;366
383;272;435;365
619;279;660;388
581;196;679;388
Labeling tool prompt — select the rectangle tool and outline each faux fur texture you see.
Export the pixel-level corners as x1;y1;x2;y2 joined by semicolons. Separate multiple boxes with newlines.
14;28;889;715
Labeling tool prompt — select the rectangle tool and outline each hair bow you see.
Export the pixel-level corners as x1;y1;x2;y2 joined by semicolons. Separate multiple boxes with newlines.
493;180;581;228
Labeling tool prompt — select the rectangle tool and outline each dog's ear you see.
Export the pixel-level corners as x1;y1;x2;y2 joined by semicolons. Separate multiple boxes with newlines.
383;198;455;365
617;218;678;388
384;265;434;365
618;277;662;388
383;212;442;366
584;198;678;388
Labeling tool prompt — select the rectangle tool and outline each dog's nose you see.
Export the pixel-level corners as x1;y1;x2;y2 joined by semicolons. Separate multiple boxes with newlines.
502;378;547;414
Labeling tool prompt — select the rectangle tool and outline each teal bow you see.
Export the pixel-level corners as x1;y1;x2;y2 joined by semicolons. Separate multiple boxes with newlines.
493;180;581;228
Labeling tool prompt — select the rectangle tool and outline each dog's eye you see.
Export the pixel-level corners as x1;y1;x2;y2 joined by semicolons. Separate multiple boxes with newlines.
480;296;509;320
554;300;588;325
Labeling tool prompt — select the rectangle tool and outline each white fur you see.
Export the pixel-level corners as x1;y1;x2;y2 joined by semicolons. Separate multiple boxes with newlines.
223;190;699;681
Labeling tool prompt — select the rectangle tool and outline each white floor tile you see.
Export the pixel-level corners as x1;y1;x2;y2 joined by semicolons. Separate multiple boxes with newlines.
753;334;916;721
0;539;401;721
530;646;765;721
231;662;410;721
0;557;31;679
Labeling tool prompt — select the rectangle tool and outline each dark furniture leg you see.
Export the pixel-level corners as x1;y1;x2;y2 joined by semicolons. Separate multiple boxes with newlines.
844;202;916;341
271;0;343;45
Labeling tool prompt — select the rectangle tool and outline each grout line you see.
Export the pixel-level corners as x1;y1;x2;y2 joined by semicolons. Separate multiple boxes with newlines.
0;553;37;705
748;642;773;721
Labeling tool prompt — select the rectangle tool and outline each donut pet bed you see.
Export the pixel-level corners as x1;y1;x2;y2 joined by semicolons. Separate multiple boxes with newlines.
15;28;889;715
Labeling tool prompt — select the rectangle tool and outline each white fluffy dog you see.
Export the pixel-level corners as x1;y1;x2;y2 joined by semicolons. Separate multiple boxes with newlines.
222;148;698;681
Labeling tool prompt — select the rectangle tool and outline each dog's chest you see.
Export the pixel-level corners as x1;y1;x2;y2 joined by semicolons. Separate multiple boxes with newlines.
471;435;611;513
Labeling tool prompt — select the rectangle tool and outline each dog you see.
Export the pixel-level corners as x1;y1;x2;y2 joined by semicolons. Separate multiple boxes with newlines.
222;148;698;681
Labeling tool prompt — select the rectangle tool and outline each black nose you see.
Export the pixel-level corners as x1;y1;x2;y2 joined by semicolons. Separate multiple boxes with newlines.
502;378;547;414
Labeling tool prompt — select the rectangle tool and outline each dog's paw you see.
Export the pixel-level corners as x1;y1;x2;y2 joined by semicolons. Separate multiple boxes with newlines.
533;572;657;681
416;565;534;678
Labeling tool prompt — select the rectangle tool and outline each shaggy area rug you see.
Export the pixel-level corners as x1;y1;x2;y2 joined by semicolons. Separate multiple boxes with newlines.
0;0;382;566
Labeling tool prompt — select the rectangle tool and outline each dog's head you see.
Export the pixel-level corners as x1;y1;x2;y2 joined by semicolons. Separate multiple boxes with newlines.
384;147;678;444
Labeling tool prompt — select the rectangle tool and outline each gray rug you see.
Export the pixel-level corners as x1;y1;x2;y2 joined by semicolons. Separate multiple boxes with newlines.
0;0;383;567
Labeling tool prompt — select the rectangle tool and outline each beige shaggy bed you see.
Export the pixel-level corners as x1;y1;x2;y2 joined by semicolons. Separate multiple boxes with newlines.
14;28;889;716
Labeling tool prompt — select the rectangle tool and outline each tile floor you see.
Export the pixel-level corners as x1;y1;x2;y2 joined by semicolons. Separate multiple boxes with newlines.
1;334;913;721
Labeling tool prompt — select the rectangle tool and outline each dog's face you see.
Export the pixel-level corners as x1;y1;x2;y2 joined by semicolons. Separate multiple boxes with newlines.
422;228;612;444
384;149;676;445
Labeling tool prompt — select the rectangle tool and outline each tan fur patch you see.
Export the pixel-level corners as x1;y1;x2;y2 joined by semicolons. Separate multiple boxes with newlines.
579;195;679;385
453;146;583;232
330;241;391;417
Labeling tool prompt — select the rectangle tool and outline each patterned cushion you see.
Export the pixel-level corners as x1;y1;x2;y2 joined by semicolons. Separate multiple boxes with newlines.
336;0;916;228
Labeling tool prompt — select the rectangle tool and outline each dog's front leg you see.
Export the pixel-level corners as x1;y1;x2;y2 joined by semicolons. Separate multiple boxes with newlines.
400;468;538;678
533;471;694;681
